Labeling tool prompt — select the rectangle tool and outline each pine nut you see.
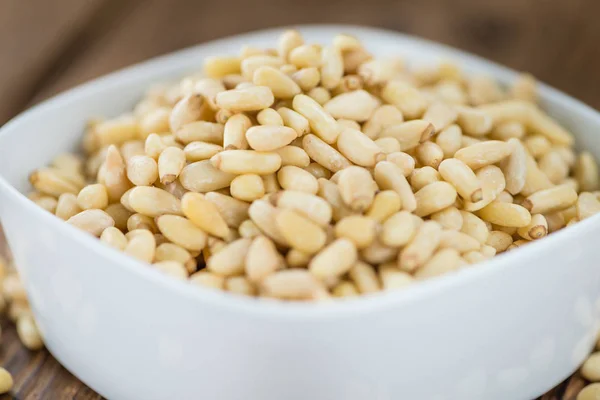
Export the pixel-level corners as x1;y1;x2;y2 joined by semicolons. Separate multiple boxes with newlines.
248;200;287;246
347;261;380;293
365;190;401;223
183;141;223;162
323;90;379;122
455;106;492;136
528;107;573;146
204;192;249;229
210;150;281;175
454;140;512;169
127;213;157;233
379;266;414;290
277;107;310;137
381;80;427;119
17;315;44;351
386;152;415;177
490;120;525;141
381;210;415;247
276;209;326;254
478;202;532;228
460;211;489;243
374;137;400;154
293;94;339;144
575;152;600;192
261;269;320;300
399;221;442;272
157;147;185;184
29;168;80;197
222;113;251;150
485;230;513;252
337;166;376;212
414;181;458;217
203;56;241;79
55;193;82;220
332;280;359;297
245;236;283;282
522;184;578;214
578;384;600;400
423;101;458;133
120;140;146;161
439;158;482;202
289;44;320;68
334;216;376;249
156;215;207;251
245;125;297;151
175;121;224;145
292;67;321;91
240;55;284;79
336;128;385;167
256;108;284;126
307;87;331;106
215;86;274;112
204;238;251;276
95;115;139;147
302;134;351;172
468;76;504;106
286;249;312;268
178;160;234;193
358;58;403;86
510;73;537;102
124;229;156;263
67;209;114;236
126;155;158;186
277;165;318;194
155;243;196;273
271;146;310;168
303;163;330;180
516;213;548;240
127;186;181;218
309;239;357;280
225;276;256;296
253;66;301;99
380;120;435;151
189;271;225;290
577;192;600;220
363;105;404;139
500;138;527;195
181;192;230;239
0;368;13;394
153;261;188;279
317;45;344;90
227;174;264;202
374;161;417;212
274;190;332;227
524;135;552;159
538;151;568;184
415;248;461;279
431;206;463;231
169;95;203;132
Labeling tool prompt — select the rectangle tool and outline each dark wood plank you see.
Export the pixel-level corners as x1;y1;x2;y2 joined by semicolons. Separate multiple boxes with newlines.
2;0;600;398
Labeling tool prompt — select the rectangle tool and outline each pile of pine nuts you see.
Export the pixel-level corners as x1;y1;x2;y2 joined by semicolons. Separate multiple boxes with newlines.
26;30;600;302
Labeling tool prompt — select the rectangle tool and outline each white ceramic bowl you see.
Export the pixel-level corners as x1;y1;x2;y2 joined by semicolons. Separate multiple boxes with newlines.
1;25;600;400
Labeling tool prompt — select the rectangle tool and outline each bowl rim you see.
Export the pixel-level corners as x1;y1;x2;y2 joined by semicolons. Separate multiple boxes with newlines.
1;24;600;319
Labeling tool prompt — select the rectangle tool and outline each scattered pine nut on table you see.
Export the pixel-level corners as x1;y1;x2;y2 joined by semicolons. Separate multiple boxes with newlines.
24;29;600;303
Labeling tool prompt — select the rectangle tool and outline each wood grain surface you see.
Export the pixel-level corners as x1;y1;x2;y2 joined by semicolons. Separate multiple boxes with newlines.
1;0;600;398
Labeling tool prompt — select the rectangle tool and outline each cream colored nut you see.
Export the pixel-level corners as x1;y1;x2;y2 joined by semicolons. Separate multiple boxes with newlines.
277;165;318;194
153;261;188;280
274;190;332;227
211;150;281;175
17;315;44;350
2;274;27;302
253;66;301;99
241;55;284;79
257;108;284;126
439;230;481;253
431;206;463;231
307;87;332;105
415;248;461;279
358;58;403;86
223;113;251;150
517;214;548;240
309;239;357;280
485;230;513;252
527;106;573;146
156;215;207;251
524;134;551;158
225;276;256;296
320;45;344;89
414;181;458;217
582;353;600;382
454;140;512;169
374;137;401;154
245;125;297;151
273;146;310;167
575;152;600;192
435;125;463;158
204;56;241;78
0;368;13;394
286;249;312;268
577;192;600;220
179;160;235;193
260;269;321;300
67;209;114;236
104;203;131;231
277;107;310;137
248;200;288;246
230;174;265;202
183;141;223;162
55;193;82;220
399;221;442;272
500;138;527;195
75;184;108;211
120;141;145;161
363;105;404;139
145;133;168;159
374;161;417;212
215;86;274;112
337;166;376;212
245;236;283;282
380;266;414;291
207;238;252;276
292;67;321;91
276;209;326;254
455;106;492;136
332;280;359;297
439;158;482;202
289;44;320;68
386;152;415;177
128;186;182;217
175;121;224;145
349;261;381;294
423;101;458;133
181;192;230;239
169;95;203;132
304;162;332;180
415;141;444;169
577;383;600;400
193;78;226;109
95;115;139;147
189;271;225;290
522;184;578;214
293;94;340;144
158;147;186;184
478;202;532;228
380;120;435;151
204;192;249;229
538;151;568;184
124;229;156;263
277;30;304;60
510;73;537;102
302;134;351;173
126;155;158;186
29;167;81;197
381;211;416;248
410;167;442;192
334;216;376;249
381;80;427;119
366;190;401;223
100;227;128;250
460;211;489;244
336;128;386;167
324;90;378;122
155;243;196;273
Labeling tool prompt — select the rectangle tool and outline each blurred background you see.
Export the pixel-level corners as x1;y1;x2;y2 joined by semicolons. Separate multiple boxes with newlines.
0;0;599;398
2;0;600;126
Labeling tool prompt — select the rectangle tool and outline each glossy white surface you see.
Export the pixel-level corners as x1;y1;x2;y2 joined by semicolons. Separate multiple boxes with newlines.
1;25;600;400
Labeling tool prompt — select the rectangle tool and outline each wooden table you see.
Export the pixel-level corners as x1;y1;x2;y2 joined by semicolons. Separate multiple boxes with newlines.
1;0;599;398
